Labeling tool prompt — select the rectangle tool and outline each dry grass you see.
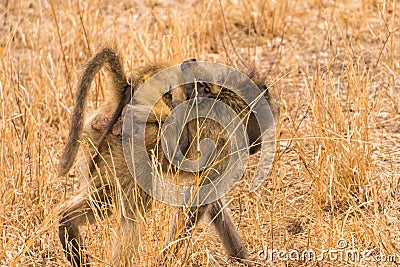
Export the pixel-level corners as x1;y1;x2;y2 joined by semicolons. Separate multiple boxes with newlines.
1;0;399;266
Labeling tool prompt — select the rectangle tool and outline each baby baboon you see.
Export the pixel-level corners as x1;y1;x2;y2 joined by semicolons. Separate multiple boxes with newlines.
58;47;186;266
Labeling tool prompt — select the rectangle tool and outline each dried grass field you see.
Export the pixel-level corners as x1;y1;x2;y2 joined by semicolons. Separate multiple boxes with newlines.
1;0;399;266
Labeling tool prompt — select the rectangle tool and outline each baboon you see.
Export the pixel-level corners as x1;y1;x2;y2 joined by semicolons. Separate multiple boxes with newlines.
91;60;279;266
58;48;279;267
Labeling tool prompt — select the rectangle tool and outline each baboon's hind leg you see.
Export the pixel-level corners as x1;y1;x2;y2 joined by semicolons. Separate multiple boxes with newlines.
59;192;97;266
59;188;113;267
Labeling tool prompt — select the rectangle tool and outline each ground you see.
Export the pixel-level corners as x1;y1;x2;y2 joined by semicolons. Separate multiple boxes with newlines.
0;0;399;266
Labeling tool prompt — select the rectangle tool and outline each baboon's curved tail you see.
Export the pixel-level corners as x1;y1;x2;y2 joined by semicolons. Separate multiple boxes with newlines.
58;48;128;177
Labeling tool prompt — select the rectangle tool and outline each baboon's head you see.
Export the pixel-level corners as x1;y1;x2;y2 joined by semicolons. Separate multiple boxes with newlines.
179;58;271;104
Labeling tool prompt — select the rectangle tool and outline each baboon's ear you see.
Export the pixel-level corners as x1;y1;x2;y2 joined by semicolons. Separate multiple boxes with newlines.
180;58;197;73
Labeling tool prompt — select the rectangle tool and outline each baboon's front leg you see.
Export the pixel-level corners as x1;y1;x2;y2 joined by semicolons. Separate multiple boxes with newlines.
208;198;252;266
165;199;252;265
